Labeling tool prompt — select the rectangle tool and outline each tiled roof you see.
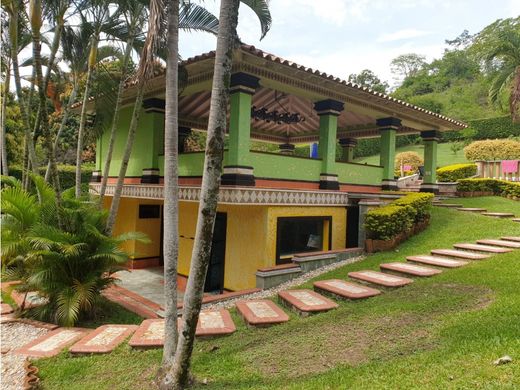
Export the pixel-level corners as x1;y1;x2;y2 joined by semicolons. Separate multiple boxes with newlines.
72;44;466;128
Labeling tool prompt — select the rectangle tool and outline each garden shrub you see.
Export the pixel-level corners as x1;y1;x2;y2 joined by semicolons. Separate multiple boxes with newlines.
365;192;434;240
457;178;520;198
464;139;520;161
394;151;423;176
436;163;477;182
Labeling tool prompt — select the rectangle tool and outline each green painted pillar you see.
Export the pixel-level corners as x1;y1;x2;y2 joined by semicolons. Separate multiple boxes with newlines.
141;98;165;183
339;137;357;162
376;117;401;190
222;72;260;186
91;136;102;182
420;130;441;193
314;99;344;190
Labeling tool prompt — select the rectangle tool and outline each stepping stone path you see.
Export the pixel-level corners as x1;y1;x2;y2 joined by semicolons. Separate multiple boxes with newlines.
236;299;289;327
430;249;490;260
314;279;381;300
511;218;520;223
476;239;520;249
502;236;520;242
15;327;90;358
278;289;338;316
1;303;13;315
348;270;413;287
380;262;442;277
453;243;512;254
128;319;164;348
434;203;463;208
481;212;515;218
456;207;487;213
69;324;138;354
406;255;468;268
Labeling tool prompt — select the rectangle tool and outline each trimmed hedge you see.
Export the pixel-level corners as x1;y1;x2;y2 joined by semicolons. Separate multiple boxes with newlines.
365;192;434;240
354;135;420;159
436;163;477;182
457;178;520;198
442;116;520;142
464;139;520;161
9;164;95;190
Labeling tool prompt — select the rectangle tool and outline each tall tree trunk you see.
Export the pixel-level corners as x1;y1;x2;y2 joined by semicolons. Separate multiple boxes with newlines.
159;0;179;380
10;12;39;175
30;0;62;200
1;61;10;176
99;34;135;202
168;1;239;388
45;82;78;182
105;85;145;234
75;38;97;198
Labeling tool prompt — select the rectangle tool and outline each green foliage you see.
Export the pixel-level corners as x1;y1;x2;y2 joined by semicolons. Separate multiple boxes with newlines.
394;151;423;176
354;135;420;159
365;192;434;240
457;178;520;198
464;139;520;161
1;175;145;326
437;163;477;182
8;164;95;190
348;69;389;94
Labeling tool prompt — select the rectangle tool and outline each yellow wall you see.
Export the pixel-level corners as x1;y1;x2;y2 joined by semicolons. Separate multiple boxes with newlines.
109;198;348;291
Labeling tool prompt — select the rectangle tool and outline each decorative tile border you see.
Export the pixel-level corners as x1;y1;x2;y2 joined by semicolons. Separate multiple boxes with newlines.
90;183;349;206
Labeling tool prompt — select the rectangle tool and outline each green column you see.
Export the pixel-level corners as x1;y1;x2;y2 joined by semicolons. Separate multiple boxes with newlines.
228;90;252;166
379;128;396;180
376;117;401;190
339;138;357;162
141;99;165;184
420;130;441;193
318;113;338;173
95;136;102;171
315;99;344;190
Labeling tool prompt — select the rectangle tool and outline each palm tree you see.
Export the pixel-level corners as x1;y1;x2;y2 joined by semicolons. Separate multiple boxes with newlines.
167;0;271;387
105;2;220;234
1;16;11;176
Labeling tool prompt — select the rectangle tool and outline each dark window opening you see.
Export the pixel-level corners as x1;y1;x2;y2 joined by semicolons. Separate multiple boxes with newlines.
276;216;331;264
139;204;161;219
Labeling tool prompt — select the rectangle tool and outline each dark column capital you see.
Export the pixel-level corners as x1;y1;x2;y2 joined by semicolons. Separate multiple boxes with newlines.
142;98;165;113
230;72;260;94
313;99;344;116
339;137;357;148
376;117;401;129
420;130;442;141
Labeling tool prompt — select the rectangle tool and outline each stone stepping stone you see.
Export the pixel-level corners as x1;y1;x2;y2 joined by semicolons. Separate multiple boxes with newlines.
380;262;442;277
456;207;487;213
481;212;515;218
196;309;236;337
511;218;520;223
430;249;490;260
235;299;289;327
0;303;14;315
69;324;138;354
278;289;338;316
15;327;90;358
313;279;381;300
434;204;463;208
348;270;413;288
501;236;520;242
406;255;468;268
476;239;520;249
128;319;164;349
453;243;512;254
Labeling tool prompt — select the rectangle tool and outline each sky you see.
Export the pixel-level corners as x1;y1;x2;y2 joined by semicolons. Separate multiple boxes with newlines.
179;0;519;88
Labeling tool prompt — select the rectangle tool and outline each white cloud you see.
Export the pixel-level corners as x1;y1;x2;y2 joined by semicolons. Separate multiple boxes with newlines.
377;29;432;42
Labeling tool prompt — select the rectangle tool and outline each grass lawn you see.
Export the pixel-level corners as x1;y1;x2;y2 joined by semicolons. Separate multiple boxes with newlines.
36;197;520;390
354;142;469;167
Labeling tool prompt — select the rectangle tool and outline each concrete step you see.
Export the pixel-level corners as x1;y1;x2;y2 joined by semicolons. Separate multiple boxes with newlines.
128;319;164;349
456;207;487;213
196;309;236;337
511;218;520;223
430;249;490;260
476;239;520;249
278;289;338;316
313;279;381;300
380;262;442;277
0;303;14;315
407;255;468;268
70;324;138;354
501;236;520;242
236;300;289;327
348;270;413;288
481;212;515;218
453;243;512;254
15;327;91;358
